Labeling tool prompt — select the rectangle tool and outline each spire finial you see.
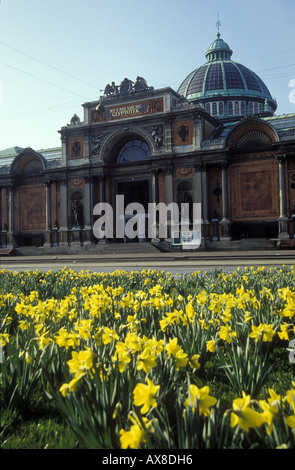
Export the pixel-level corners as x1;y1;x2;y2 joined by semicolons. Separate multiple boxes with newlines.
216;12;221;38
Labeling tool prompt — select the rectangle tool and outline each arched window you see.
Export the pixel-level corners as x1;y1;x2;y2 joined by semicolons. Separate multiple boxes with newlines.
249;102;253;114
254;103;259;114
218;102;224;116
228;101;233;116
241;101;246;115
212;102;217;116
117;139;151;163
234;101;239;115
205;103;211;114
22;159;43;175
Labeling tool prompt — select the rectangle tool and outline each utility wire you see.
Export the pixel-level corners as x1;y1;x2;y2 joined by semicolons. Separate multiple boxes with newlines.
0;59;91;99
0;39;99;90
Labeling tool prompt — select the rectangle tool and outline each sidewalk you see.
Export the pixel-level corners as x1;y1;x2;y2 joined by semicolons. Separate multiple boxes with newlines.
1;248;294;263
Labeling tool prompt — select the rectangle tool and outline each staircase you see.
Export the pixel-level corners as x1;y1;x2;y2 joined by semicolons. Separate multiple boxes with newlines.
87;241;161;254
13;241;162;256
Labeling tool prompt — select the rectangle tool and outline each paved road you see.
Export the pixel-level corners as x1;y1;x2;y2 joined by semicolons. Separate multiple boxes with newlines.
1;250;295;275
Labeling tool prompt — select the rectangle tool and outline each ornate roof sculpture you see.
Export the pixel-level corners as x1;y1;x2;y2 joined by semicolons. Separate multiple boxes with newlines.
102;76;154;99
178;32;277;121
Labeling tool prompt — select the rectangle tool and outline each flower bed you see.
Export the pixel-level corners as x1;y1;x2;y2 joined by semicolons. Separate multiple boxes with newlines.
0;266;294;449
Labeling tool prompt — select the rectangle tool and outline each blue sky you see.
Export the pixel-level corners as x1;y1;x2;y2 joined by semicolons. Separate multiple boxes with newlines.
0;0;294;151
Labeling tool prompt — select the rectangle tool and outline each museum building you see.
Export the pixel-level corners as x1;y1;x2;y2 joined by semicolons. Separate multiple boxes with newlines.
1;33;295;252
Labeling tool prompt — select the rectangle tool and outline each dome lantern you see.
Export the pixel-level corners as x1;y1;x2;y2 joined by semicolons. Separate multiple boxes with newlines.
205;34;233;62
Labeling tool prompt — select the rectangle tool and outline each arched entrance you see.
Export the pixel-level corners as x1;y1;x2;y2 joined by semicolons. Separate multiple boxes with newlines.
107;136;153;242
11;150;47;247
226;119;280;240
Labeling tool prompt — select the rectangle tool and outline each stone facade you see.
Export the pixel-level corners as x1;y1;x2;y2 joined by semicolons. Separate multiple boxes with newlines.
1;75;295;252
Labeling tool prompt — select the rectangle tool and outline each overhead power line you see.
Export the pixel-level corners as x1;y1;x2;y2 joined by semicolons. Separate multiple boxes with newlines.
0;39;98;90
0;59;90;99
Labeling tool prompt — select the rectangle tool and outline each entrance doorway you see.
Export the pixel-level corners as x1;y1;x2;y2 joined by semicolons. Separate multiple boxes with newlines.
116;179;150;242
118;180;149;211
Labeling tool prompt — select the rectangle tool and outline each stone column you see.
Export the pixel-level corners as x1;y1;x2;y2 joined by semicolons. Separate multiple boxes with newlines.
83;130;90;162
96;174;106;244
220;162;231;239
276;153;289;239
201;164;209;241
149;168;159;239
7;185;15;248
60;133;67;166
44;180;52;246
99;174;105;203
59;179;69;245
193;112;203;150
151;168;159;205
83;176;92;244
164;167;174;239
194;164;205;246
1;188;8;247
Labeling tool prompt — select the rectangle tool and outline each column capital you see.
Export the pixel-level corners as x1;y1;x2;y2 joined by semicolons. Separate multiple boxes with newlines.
276;152;287;163
150;167;160;175
194;163;202;172
43;179;53;186
193;110;204;121
163;166;173;175
220;160;229;170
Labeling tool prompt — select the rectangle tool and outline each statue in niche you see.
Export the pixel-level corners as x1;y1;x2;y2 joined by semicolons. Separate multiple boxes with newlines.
213;180;222;205
182;191;193;224
178;125;188;142
73;199;83;227
72;140;81;158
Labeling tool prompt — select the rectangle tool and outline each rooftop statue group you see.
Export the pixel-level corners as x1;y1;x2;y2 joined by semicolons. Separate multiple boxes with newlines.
103;76;154;98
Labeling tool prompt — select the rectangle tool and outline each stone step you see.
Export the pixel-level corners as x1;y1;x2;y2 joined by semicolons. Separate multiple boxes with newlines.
14;242;161;256
88;242;161;254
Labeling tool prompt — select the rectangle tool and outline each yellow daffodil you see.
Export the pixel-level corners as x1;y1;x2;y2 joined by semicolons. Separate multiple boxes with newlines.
119;414;151;449
206;339;216;353
259;390;281;435
137;347;157;373
174;348;188;370
249;324;275;343
189;354;201;370
101;326;119;345
218;325;237;343
54;327;80;349
284;383;295;413
165;337;180;356
67;347;94;379
230;392;266;432
184;384;217;416
133;378;160;414
0;333;9;346
285;414;295;429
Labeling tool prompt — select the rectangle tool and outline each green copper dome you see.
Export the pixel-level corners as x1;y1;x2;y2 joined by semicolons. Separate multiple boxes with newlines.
178;34;277;119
